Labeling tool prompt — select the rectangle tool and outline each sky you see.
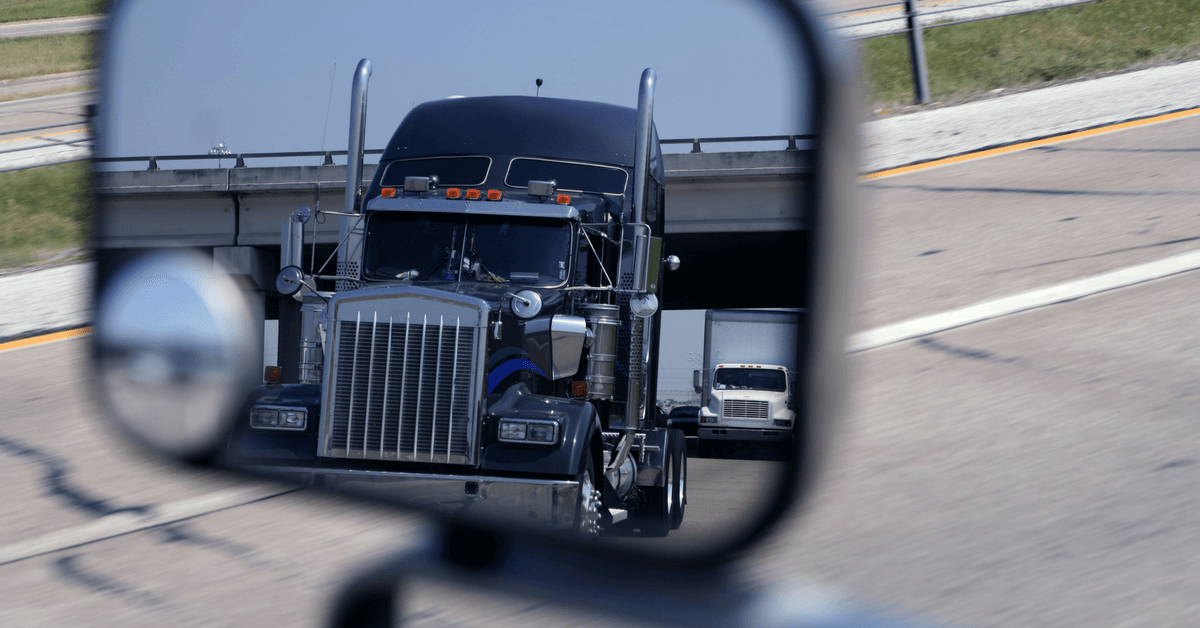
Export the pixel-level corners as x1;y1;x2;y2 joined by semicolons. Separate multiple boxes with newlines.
100;0;817;399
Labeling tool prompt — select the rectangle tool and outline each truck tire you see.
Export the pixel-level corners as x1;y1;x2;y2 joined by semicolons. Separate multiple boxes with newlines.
669;429;686;530
575;447;602;538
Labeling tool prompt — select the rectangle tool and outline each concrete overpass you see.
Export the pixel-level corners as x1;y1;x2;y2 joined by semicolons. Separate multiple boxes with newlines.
94;140;812;310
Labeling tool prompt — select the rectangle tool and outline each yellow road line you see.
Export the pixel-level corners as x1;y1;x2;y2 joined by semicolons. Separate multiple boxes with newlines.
0;327;91;352
0;127;89;145
862;106;1200;180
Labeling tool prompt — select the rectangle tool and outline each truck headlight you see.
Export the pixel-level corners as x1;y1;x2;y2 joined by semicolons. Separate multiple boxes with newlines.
774;419;792;427
497;418;559;445
250;405;307;431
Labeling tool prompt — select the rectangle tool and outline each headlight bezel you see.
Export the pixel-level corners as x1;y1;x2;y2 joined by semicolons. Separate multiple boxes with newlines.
496;417;560;445
249;404;308;431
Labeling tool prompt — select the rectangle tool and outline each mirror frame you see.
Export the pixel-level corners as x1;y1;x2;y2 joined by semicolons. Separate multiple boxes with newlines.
89;0;860;570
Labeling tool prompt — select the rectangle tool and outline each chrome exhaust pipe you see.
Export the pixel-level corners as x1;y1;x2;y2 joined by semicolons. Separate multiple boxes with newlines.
336;58;372;292
344;58;372;216
631;67;655;226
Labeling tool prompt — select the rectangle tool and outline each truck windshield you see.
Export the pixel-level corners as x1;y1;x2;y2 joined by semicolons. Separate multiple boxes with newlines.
713;368;787;392
363;212;572;286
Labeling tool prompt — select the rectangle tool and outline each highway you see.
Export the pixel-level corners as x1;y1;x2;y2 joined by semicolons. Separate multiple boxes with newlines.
0;90;92;171
3;110;1199;625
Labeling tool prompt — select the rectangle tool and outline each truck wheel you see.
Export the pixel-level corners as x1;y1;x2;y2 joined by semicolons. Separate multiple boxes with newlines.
575;447;602;538
637;449;673;537
670;430;686;530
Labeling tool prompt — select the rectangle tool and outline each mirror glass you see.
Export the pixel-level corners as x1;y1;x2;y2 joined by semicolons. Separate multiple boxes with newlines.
94;0;817;553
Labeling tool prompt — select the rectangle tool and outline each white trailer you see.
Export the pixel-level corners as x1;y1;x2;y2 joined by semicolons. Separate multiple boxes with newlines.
692;309;801;456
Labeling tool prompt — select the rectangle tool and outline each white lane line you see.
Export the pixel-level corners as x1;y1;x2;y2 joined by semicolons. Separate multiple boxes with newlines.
849;249;1200;353
0;485;297;566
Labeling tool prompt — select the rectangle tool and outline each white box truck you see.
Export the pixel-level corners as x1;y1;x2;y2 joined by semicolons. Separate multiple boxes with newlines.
692;309;801;457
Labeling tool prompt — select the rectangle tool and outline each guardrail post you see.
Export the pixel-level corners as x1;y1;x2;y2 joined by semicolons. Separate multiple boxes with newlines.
690;139;702;153
905;0;931;105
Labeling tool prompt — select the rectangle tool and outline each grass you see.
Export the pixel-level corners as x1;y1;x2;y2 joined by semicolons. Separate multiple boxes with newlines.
862;0;1200;110
0;32;92;81
0;162;91;269
0;0;101;23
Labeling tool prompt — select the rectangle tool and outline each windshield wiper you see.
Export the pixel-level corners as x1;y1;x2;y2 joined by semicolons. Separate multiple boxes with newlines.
467;232;507;283
419;227;459;281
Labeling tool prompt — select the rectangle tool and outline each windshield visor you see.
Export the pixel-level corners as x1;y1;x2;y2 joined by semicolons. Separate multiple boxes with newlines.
363;212;573;286
712;368;787;392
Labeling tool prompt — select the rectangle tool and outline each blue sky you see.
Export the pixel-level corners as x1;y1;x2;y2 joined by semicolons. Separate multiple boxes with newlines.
103;0;809;159
101;0;816;399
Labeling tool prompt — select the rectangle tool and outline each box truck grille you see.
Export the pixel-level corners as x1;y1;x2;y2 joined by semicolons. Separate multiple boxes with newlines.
325;313;477;464
723;400;769;420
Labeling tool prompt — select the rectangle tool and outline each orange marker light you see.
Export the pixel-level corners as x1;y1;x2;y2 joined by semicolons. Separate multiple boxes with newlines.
570;381;589;398
264;366;282;383
445;188;462;199
555;193;571;205
486;189;502;201
465;189;482;200
380;187;396;198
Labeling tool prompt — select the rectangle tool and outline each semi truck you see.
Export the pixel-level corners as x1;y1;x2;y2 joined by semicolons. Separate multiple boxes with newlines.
223;60;687;537
692;309;801;457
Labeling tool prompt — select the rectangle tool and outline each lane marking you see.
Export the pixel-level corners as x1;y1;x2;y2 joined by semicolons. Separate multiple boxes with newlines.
0;485;297;566
0;327;91;352
849;249;1200;352
0;127;89;144
863;107;1200;180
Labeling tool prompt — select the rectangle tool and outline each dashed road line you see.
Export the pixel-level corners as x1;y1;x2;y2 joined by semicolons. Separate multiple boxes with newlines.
849;249;1200;352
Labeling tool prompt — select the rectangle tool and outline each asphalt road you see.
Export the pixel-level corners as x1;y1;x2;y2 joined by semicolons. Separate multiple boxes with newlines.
3;113;1200;626
0;91;93;170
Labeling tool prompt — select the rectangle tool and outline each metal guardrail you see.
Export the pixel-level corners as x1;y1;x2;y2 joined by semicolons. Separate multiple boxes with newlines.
97;136;812;171
825;0;1106;104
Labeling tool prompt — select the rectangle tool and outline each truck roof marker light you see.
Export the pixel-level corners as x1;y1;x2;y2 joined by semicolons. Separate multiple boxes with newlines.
465;189;481;200
486;189;502;201
556;194;571;205
380;187;396;198
446;188;462;199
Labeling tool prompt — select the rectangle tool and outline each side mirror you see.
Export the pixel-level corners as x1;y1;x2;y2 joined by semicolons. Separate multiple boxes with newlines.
91;0;858;588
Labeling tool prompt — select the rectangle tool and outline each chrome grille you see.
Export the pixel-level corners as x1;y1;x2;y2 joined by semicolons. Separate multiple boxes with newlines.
326;311;478;464
723;399;769;420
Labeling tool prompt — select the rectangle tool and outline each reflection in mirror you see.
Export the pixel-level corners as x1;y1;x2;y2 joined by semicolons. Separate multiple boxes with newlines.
94;0;815;552
94;250;259;458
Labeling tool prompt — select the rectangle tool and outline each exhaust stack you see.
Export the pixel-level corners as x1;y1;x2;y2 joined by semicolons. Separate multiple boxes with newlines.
336;58;372;291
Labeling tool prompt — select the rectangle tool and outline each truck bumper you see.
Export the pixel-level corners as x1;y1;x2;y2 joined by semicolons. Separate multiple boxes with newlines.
699;427;792;442
243;465;581;529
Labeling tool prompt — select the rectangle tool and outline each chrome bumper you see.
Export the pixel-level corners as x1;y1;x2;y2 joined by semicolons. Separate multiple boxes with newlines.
245;466;580;529
699;427;792;442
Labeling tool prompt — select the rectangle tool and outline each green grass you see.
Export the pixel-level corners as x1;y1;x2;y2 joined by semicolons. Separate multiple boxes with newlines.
0;33;92;81
0;0;101;23
863;0;1200;110
0;162;91;269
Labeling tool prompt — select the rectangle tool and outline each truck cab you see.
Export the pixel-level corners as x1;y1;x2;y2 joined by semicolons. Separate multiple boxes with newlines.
225;64;688;538
697;362;795;453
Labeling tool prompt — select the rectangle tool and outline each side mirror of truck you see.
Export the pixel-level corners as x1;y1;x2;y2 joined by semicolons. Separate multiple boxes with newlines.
90;0;858;580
